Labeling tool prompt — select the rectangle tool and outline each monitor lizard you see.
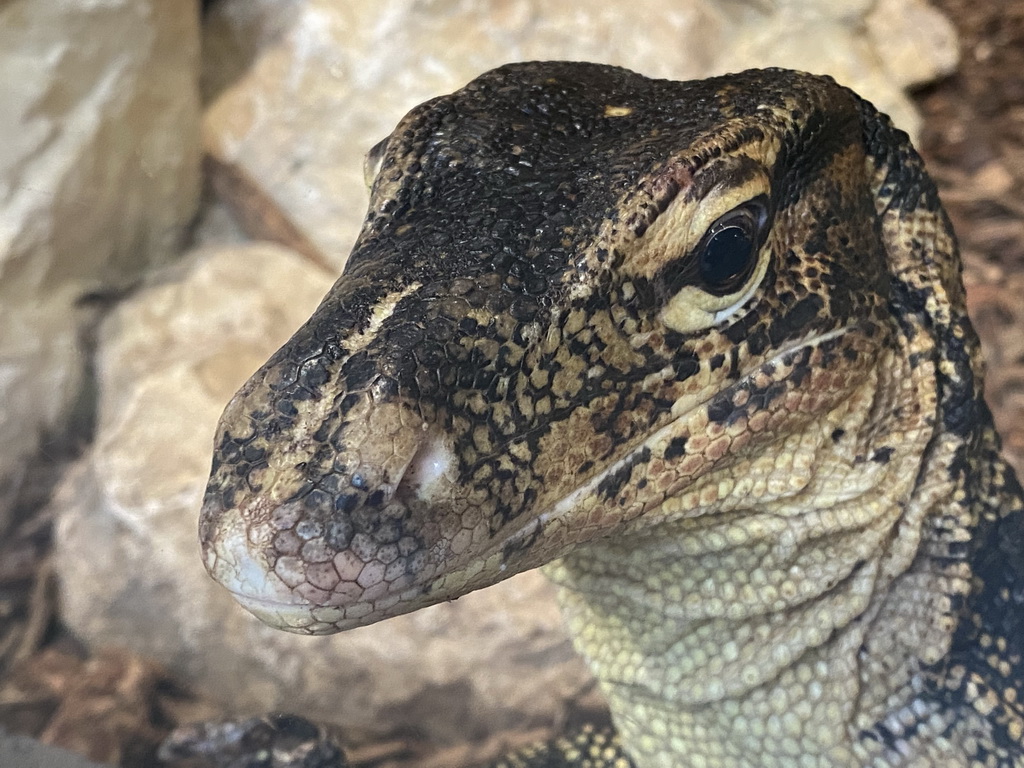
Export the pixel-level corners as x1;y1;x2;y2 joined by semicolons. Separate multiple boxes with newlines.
197;62;1024;767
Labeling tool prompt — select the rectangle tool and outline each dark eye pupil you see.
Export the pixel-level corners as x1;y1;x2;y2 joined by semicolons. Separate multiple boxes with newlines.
699;224;756;295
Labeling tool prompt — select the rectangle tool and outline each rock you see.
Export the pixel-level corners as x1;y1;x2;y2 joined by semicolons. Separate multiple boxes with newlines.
0;729;111;768
866;0;960;91
717;0;958;135
53;243;594;747
199;0;716;267
201;0;956;270
0;0;202;530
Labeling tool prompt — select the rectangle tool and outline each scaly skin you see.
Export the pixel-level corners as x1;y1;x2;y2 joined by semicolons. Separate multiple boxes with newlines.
198;63;1024;767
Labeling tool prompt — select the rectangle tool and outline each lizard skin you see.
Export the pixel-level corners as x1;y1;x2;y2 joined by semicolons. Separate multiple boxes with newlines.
198;63;1024;767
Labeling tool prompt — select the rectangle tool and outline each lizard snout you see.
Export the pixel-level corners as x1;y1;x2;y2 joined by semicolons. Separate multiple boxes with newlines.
199;384;458;634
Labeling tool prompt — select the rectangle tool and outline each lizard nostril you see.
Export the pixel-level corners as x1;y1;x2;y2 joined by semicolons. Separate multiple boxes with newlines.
395;429;456;505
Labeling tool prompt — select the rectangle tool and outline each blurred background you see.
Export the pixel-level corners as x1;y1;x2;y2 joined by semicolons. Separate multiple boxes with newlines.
0;1;1020;766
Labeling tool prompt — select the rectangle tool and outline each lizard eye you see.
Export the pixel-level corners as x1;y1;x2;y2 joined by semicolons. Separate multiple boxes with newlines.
657;193;772;334
696;197;768;296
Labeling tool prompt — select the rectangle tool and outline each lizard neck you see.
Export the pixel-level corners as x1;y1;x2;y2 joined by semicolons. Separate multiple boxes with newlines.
545;338;1019;767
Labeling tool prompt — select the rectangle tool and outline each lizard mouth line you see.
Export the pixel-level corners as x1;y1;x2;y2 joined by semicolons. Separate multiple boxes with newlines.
492;323;856;557
230;591;309;611
215;324;854;618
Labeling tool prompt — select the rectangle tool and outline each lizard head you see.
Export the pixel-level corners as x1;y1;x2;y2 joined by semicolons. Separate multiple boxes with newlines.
199;62;950;633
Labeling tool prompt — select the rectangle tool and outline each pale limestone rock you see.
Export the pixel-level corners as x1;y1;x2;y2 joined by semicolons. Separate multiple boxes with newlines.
0;0;202;528
202;0;956;271
54;243;593;745
717;0;958;134
201;0;720;269
0;729;109;768
866;0;961;90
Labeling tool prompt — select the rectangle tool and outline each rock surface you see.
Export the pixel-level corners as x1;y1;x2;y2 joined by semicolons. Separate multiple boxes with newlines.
54;243;595;746
0;729;111;768
0;0;202;530
202;0;957;270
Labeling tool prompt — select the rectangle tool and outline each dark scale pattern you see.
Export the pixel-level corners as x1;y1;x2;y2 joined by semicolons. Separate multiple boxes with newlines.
159;713;348;768
198;63;1024;767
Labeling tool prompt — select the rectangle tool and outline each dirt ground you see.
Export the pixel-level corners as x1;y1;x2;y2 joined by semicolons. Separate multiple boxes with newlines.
1;1;1023;766
920;0;1024;473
